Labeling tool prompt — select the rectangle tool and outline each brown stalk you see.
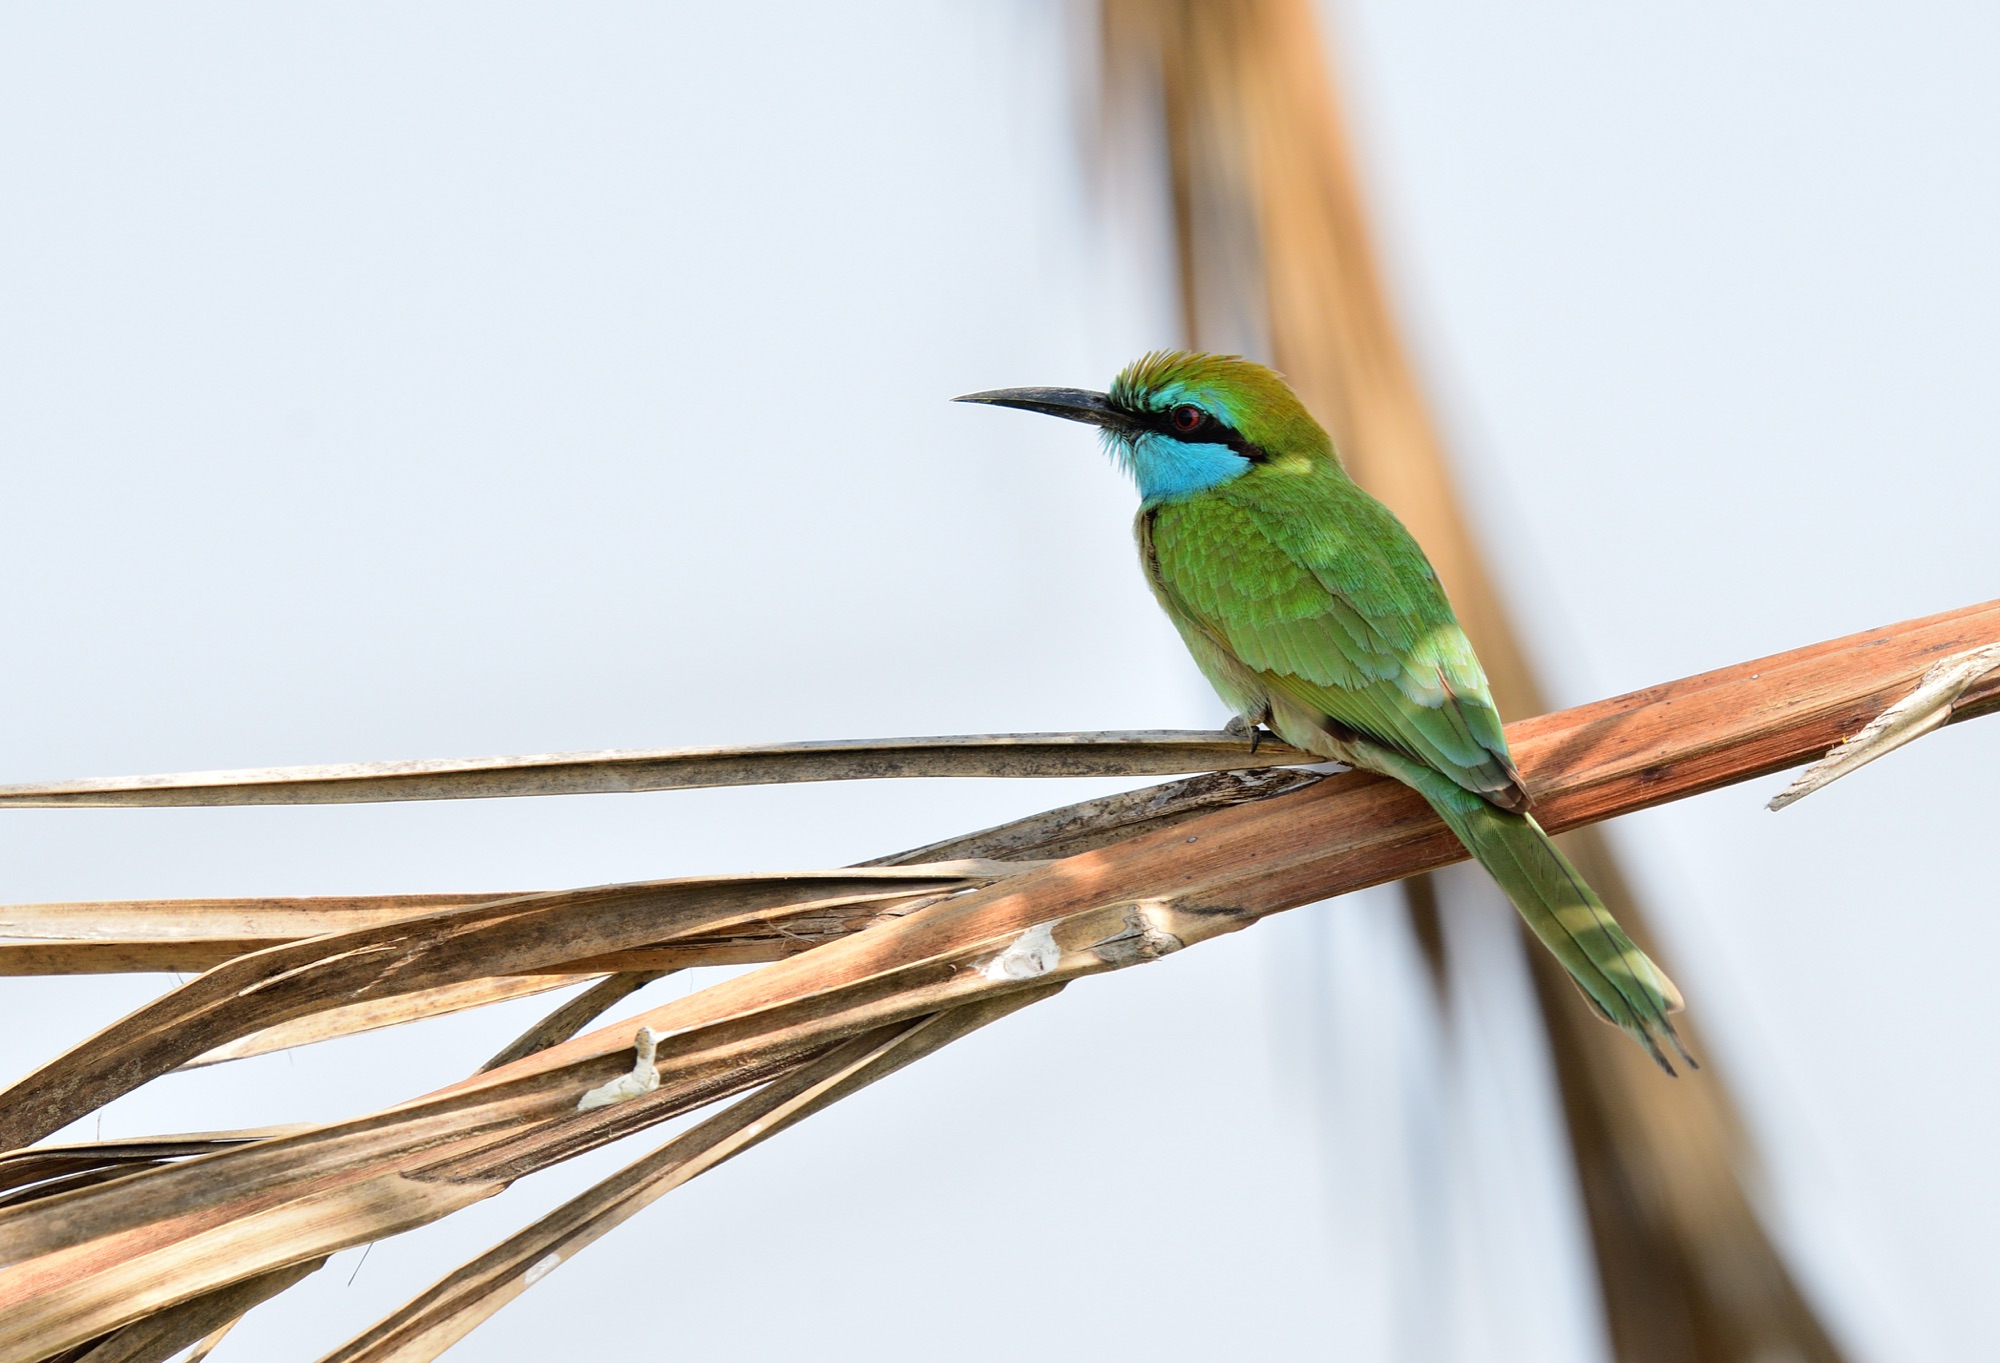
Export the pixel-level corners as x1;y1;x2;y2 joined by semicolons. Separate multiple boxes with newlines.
0;732;1304;809
11;598;1999;1165
0;599;1992;1358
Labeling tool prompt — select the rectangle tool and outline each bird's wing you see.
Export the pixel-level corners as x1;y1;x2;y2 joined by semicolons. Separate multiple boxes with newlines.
1144;487;1523;805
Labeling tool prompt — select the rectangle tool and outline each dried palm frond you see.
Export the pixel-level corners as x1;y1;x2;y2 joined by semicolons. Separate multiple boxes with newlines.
0;597;1993;1362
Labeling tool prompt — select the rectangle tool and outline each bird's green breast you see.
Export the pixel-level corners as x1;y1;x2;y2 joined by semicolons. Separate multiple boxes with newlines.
1151;460;1453;639
1140;460;1519;800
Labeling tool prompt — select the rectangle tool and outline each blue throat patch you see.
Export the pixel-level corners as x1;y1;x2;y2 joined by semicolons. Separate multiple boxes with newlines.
1109;431;1253;504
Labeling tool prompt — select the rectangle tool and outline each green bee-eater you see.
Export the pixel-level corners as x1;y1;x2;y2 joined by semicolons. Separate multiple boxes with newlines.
960;351;1690;1073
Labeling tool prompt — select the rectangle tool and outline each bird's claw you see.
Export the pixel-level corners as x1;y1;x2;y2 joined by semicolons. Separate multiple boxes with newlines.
1224;711;1273;754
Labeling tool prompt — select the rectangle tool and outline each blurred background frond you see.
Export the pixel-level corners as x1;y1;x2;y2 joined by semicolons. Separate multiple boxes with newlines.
1099;3;1845;1358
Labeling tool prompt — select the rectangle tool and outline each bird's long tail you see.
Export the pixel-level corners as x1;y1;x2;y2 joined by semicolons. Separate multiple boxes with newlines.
1366;747;1693;1074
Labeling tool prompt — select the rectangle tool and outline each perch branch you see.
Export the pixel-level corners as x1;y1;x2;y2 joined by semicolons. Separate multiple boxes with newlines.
0;598;1996;1360
0;732;1307;809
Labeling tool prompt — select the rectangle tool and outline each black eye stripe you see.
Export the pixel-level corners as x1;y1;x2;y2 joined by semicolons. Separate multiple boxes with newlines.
1127;401;1269;462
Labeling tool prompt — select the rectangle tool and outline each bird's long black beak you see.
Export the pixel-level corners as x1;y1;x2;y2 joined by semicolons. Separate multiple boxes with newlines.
953;386;1140;434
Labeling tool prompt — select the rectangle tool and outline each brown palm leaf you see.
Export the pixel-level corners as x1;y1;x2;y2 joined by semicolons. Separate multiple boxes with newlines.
0;603;1995;1359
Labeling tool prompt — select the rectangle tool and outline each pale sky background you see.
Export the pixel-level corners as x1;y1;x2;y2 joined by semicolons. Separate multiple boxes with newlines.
0;4;1995;1361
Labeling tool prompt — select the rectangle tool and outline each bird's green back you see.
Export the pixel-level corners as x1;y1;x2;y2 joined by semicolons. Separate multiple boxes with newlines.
1137;410;1522;808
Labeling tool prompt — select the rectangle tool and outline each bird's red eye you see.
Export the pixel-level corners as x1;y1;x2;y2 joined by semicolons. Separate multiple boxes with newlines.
1170;404;1206;434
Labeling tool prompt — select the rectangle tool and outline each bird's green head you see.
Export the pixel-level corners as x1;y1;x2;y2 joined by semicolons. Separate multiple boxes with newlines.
956;351;1333;505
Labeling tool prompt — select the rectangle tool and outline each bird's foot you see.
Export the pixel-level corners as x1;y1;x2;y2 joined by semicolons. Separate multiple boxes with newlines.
1224;711;1274;754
